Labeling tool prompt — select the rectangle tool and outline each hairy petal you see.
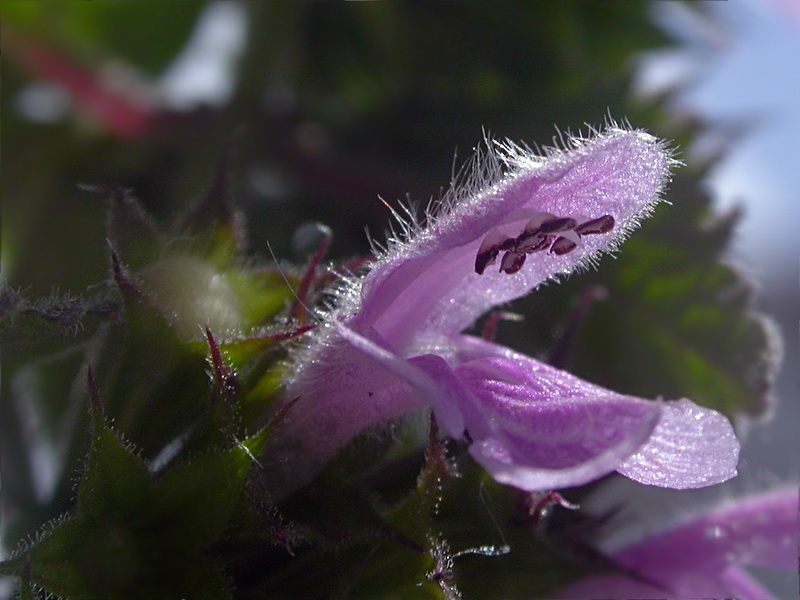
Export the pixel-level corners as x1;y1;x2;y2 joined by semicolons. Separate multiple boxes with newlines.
332;322;467;437
344;127;672;353
264;325;423;499
616;399;740;489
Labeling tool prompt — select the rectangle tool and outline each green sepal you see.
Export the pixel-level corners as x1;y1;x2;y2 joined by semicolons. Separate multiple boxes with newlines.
226;268;296;330
144;439;265;551
386;416;452;547
78;394;153;524
13;395;270;600
97;184;163;270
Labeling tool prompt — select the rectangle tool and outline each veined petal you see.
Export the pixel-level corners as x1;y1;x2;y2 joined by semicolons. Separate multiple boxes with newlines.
451;336;739;491
616;399;740;489
342;126;672;353
328;325;665;492
454;352;661;491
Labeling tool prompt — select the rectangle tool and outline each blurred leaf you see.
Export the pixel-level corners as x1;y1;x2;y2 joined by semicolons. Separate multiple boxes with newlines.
77;394;153;523
1;1;204;76
0;287;119;354
82;184;163;270
177;141;247;262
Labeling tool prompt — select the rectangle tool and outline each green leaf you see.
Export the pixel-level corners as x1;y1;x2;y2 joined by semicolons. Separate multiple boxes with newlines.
98;251;209;457
431;462;582;599
147;440;263;550
25;515;233;600
27;517;142;599
16;403;267;599
77;415;152;524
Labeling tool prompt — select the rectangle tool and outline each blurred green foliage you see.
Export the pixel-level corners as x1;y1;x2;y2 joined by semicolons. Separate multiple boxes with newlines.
0;2;780;599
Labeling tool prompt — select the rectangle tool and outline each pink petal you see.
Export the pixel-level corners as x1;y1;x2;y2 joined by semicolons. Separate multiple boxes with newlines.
332;322;468;437
555;487;798;599
264;325;424;498
555;566;779;600
349;127;672;353
453;352;661;491
616;399;740;489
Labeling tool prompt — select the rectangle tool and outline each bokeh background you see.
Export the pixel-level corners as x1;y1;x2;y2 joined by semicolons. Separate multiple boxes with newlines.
2;1;797;597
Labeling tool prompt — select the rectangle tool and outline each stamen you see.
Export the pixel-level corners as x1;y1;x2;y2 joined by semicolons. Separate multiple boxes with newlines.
516;232;552;253
475;248;500;275
497;238;517;251
575;214;615;236
550;236;578;255
538;216;577;234
500;251;526;274
476;212;613;275
475;229;511;274
549;229;582;256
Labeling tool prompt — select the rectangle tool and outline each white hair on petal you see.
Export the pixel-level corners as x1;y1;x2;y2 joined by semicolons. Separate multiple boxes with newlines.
284;120;677;380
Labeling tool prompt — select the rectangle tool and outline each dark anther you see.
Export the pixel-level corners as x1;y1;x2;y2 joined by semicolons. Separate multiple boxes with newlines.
538;217;578;234
497;237;517;251
516;232;552;253
575;214;615;236
500;251;526;274
475;248;500;275
550;236;578;255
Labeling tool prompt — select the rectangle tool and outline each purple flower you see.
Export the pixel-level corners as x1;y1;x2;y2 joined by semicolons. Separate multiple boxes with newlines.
265;124;739;498
555;487;799;599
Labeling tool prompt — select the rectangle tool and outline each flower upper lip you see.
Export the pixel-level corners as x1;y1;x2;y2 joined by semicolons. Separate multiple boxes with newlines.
347;127;672;351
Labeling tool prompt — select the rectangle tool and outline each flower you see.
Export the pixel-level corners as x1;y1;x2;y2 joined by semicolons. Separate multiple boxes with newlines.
554;486;799;599
264;124;740;498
